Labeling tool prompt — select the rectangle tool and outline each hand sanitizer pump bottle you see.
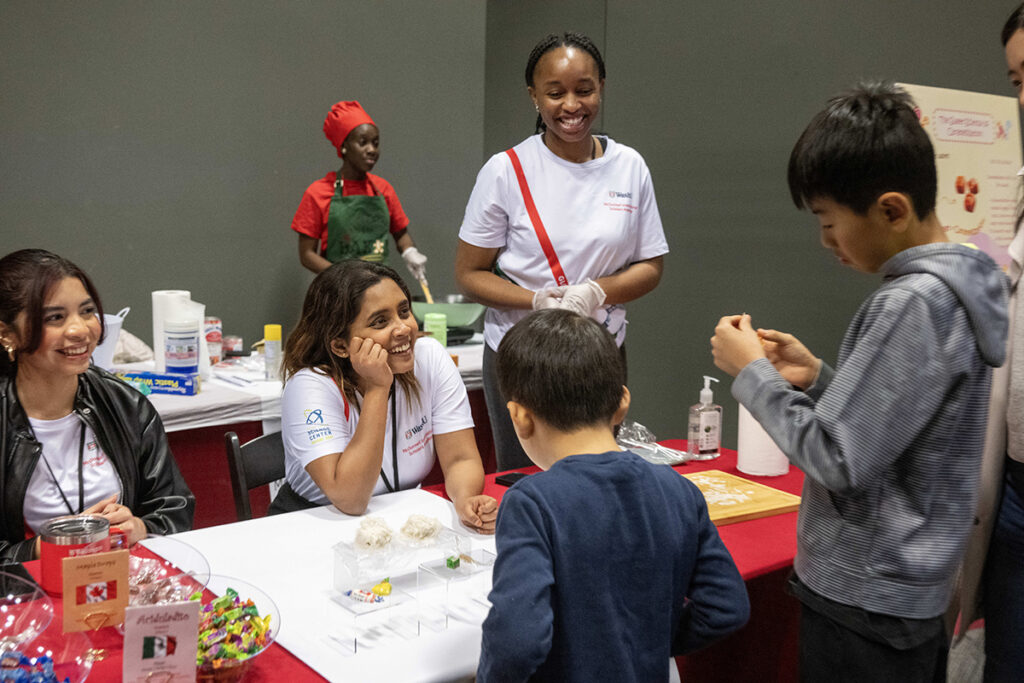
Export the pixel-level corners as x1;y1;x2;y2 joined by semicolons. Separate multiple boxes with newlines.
687;376;722;460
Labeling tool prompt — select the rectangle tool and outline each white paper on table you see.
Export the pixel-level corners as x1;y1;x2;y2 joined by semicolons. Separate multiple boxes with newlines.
169;490;495;682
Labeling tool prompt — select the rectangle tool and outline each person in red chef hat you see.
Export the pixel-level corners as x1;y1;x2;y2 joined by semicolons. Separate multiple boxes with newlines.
291;100;429;286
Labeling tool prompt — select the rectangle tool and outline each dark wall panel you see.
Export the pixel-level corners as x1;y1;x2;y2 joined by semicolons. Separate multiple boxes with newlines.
486;1;1014;447
1;1;485;347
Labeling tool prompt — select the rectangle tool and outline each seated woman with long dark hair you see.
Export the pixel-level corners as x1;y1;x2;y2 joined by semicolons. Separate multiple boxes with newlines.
0;249;194;562
270;260;496;534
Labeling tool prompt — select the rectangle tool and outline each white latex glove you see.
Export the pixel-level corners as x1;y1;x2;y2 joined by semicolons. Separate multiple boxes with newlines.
401;246;428;284
558;279;606;317
532;286;567;310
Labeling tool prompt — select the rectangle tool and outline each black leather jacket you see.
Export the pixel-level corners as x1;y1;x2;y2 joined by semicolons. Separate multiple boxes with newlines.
1;367;195;562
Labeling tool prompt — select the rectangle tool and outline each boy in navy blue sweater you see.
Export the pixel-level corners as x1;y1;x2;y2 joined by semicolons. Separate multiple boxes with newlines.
478;309;749;683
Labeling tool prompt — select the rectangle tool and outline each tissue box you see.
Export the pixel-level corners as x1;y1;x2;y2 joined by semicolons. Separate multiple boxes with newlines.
116;370;201;395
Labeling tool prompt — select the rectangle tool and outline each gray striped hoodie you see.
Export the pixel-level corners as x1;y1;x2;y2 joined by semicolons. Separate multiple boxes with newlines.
733;242;1009;619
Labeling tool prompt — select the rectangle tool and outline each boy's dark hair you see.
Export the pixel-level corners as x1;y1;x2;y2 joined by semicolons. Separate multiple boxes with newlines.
525;32;606;134
496;309;624;431
1003;3;1024;45
787;81;936;219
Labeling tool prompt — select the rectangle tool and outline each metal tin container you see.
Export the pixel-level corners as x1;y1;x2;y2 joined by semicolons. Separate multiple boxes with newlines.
39;514;111;594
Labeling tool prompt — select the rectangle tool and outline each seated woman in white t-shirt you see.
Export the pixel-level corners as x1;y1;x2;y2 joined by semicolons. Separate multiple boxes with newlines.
269;260;497;533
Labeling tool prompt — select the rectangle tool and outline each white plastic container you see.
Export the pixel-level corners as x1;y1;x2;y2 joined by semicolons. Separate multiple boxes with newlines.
164;319;200;375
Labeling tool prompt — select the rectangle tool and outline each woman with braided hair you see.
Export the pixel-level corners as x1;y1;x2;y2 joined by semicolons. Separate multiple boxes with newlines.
455;32;669;471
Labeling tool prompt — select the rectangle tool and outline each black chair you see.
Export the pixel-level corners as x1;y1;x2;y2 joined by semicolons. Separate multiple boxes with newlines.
224;430;285;521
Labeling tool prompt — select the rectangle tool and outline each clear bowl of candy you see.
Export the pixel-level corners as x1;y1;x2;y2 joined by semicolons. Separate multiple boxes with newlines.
0;570;54;655
9;626;93;682
129;535;210;606
194;575;280;683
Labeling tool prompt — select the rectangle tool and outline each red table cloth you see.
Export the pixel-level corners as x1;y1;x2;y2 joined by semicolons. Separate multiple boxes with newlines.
20;441;802;682
423;441;805;682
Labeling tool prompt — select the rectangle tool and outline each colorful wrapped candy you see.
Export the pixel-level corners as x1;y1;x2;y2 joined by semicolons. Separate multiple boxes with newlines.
0;652;70;683
371;578;392;596
343;588;384;604
193;587;273;670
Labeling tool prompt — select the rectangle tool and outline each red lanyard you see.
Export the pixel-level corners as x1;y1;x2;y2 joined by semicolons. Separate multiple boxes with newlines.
505;148;569;287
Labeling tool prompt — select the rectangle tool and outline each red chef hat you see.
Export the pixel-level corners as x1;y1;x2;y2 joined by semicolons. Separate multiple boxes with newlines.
323;101;376;158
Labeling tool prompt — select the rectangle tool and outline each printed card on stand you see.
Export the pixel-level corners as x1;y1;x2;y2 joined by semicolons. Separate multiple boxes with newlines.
61;548;129;632
122;600;201;683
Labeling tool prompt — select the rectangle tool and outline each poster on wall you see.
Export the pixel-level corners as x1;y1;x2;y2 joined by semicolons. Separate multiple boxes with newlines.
901;83;1021;270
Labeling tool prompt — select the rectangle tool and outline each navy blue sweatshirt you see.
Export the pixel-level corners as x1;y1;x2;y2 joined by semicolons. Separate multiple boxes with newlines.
478;450;750;682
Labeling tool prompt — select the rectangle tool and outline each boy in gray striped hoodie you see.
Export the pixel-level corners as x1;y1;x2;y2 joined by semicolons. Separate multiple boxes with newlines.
710;82;1009;682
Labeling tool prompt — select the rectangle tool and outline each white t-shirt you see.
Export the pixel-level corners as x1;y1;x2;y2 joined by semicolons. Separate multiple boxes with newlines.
281;337;475;505
458;134;669;349
23;413;122;533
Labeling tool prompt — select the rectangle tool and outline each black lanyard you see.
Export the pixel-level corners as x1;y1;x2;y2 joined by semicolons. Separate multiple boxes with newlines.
378;389;400;493
37;420;87;515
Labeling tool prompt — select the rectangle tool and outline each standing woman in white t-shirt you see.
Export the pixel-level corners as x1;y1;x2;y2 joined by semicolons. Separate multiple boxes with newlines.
0;249;195;562
455;32;669;471
270;260;496;533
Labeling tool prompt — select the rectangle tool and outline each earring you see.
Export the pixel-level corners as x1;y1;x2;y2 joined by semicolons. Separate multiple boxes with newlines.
534;104;539;112
3;342;14;363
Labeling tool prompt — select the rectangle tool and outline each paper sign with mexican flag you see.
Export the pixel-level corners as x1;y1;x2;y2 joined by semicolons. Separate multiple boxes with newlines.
122;601;200;683
142;635;177;659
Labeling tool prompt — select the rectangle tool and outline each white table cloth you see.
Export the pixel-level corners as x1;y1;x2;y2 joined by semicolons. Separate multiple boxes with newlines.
172;489;495;682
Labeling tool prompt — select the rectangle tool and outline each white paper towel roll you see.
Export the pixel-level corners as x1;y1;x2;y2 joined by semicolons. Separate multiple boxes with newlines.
151;290;211;377
737;404;790;476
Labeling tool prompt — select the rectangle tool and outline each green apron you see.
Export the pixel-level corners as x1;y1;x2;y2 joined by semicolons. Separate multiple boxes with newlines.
324;177;390;263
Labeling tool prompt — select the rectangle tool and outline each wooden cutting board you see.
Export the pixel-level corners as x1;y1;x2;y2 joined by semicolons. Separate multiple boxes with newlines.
680;470;801;526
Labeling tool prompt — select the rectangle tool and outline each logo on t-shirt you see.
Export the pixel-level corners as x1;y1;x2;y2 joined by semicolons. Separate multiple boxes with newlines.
404;416;428;440
304;409;324;424
603;190;638;214
306;426;333;444
82;439;108;468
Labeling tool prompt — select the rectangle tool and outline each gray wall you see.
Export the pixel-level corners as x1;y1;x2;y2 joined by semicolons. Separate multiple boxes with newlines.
485;1;1016;447
0;1;485;349
2;1;1017;449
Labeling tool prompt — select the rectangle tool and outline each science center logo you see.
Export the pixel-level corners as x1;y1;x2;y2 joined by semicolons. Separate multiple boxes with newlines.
305;409;324;424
